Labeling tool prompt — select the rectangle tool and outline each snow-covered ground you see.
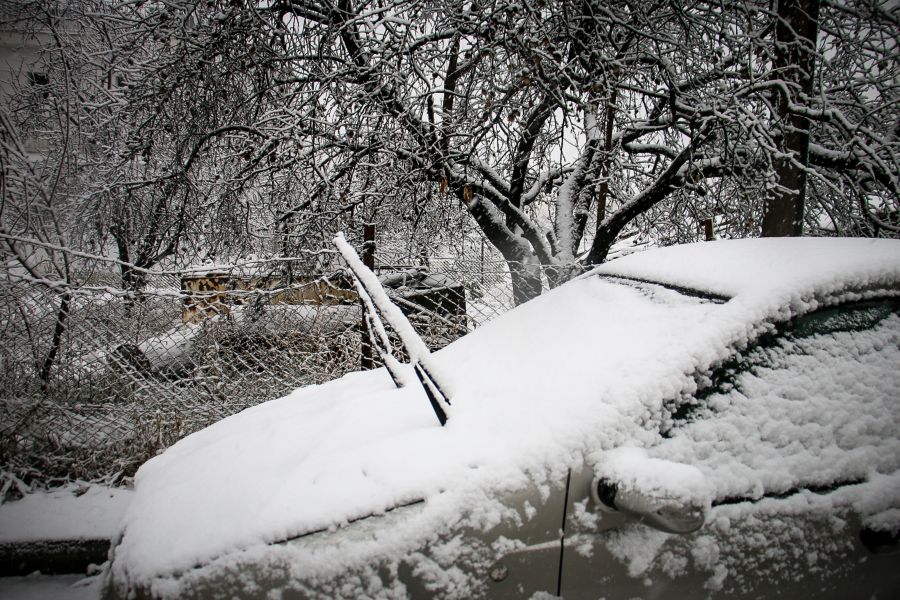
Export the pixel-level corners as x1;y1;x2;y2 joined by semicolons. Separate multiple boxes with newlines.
0;573;102;600
0;483;132;599
0;484;132;544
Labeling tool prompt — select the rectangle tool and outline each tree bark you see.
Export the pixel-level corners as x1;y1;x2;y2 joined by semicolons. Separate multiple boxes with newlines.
509;261;543;306
761;0;820;237
39;291;71;394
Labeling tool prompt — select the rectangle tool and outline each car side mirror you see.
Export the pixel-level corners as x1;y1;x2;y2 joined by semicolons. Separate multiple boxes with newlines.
591;447;712;534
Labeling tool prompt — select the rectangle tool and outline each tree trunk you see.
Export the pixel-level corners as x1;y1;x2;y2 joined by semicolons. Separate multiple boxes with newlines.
761;0;820;237
508;260;543;306
39;291;71;394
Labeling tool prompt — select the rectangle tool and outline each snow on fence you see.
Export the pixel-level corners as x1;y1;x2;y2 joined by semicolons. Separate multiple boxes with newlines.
0;251;521;488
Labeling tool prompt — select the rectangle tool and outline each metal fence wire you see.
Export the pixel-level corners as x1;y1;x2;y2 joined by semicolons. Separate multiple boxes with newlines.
0;251;522;486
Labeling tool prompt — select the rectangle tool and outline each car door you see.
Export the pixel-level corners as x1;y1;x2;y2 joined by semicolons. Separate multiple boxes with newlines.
559;298;900;599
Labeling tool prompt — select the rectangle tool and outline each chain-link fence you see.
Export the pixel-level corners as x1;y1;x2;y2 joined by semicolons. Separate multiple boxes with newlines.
0;249;521;489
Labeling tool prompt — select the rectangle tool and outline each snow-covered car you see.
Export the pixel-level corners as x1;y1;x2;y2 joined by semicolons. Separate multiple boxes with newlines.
103;238;900;600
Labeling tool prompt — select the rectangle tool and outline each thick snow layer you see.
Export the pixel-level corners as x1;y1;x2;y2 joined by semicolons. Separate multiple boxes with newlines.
108;238;900;595
112;277;726;586
593;237;900;300
0;484;132;543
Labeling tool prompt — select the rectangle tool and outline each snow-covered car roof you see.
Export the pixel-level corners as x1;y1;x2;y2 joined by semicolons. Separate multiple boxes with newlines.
590;237;900;299
109;238;900;593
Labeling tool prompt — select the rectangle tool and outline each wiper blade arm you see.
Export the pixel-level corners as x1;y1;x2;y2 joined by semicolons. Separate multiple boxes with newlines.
334;233;452;426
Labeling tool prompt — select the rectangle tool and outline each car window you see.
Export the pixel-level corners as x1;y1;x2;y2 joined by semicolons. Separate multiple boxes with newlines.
657;297;900;503
788;300;896;338
663;298;900;429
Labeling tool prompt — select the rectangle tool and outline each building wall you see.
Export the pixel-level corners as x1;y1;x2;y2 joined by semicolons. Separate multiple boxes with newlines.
0;6;56;155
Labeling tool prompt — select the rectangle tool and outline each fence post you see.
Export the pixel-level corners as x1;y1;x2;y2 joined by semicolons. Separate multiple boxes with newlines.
360;223;376;369
702;218;714;241
480;239;485;285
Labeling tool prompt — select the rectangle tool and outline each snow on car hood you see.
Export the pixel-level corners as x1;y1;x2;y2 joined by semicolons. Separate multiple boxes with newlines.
111;238;900;587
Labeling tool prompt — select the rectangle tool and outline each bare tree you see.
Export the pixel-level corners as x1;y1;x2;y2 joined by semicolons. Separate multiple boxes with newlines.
1;2;88;389
235;0;895;301
4;0;898;304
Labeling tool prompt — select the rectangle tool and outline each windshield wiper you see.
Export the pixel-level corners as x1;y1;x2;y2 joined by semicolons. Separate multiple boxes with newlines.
334;233;452;426
597;274;730;304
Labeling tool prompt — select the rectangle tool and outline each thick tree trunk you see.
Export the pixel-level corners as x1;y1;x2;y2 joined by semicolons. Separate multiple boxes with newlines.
508;260;543;306
761;0;820;237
